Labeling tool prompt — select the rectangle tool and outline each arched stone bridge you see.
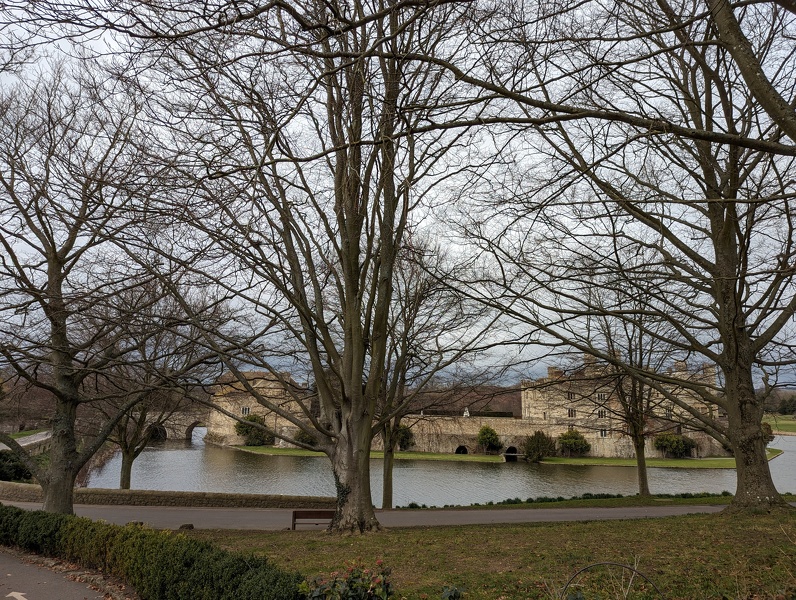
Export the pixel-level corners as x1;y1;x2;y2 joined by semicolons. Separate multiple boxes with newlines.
148;405;214;441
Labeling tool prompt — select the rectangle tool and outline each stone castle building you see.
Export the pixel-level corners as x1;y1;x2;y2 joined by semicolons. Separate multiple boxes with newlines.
516;357;729;458
205;371;312;447
206;358;730;458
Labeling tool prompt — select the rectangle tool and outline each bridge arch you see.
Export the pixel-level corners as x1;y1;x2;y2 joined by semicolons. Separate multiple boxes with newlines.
454;445;469;455
146;424;168;441
185;421;205;442
504;445;518;462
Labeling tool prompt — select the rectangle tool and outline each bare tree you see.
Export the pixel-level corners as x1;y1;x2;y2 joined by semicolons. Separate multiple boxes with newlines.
93;0;485;532
8;1;795;154
529;294;683;496
701;0;796;142
375;236;496;509
0;63;221;513
80;285;225;490
457;0;796;511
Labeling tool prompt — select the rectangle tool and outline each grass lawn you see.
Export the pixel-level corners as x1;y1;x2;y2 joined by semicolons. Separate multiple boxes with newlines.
239;446;503;463
8;429;46;440
540;447;783;469
237;445;783;468
188;509;796;599
765;413;796;434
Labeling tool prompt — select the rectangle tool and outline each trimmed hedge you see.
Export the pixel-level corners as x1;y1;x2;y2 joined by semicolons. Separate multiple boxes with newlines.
0;504;303;600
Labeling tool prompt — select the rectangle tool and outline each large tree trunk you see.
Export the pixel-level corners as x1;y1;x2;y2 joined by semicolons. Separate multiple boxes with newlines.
725;381;786;511
41;470;77;514
42;400;79;514
382;430;395;510
120;448;134;490
709;202;789;512
329;422;380;533
631;434;651;497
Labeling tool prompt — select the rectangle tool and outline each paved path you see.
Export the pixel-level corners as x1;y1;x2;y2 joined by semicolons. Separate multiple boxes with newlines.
0;432;52;452
0;548;109;600
2;500;726;530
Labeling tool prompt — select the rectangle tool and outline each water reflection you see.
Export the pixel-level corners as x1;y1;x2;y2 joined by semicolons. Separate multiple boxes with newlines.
85;430;796;507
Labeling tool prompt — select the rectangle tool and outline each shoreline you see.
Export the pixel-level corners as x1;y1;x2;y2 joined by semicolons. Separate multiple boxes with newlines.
234;445;785;469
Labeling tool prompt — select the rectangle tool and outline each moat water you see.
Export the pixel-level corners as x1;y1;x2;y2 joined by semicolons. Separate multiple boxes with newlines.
85;429;796;507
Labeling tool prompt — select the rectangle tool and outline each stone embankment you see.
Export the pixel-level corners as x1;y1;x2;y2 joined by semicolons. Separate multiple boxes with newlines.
0;481;335;509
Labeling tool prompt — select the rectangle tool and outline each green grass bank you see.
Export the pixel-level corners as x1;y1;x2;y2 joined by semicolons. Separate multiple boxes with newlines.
766;413;796;434
188;508;796;600
239;445;784;468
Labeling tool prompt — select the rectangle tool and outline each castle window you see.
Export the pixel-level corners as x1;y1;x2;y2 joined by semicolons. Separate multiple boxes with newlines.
600;429;608;438
241;406;251;416
597;392;607;402
665;407;673;419
567;408;577;418
567;392;575;400
543;411;547;420
598;409;607;419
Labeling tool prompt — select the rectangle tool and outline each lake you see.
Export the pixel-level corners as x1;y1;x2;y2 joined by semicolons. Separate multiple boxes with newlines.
85;429;796;507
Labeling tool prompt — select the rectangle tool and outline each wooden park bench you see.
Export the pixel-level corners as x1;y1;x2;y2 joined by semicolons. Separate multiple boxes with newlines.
291;509;335;530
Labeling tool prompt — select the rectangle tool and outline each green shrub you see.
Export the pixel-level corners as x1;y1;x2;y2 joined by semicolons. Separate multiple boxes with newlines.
295;429;318;447
654;433;697;458
17;511;70;555
0;504;25;545
476;425;503;454
59;517;120;571
777;395;796;415
235;414;275;446
395;425;414;451
0;505;303;600
522;431;556;462
441;586;465;600
299;560;393;600
558;430;591;457
0;450;32;482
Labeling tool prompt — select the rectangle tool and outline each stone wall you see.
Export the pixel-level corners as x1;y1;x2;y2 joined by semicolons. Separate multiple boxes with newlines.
409;416;530;454
408;415;729;458
0;481;335;509
160;407;213;441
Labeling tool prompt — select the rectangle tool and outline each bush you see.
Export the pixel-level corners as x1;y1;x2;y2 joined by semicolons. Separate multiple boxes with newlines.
0;451;32;482
295;429;318;447
476;425;503;454
234;414;275;446
522;431;556;462
395;425;414;451
558;430;591;457
654;433;696;458
0;505;303;600
777;395;796;415
300;560;393;600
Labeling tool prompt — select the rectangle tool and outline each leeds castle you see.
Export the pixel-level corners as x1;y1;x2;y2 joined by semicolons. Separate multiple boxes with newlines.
205;356;730;459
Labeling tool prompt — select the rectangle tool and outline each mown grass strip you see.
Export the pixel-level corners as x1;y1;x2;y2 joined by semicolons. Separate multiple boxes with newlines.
188;509;796;600
8;429;47;440
406;492;796;510
765;413;796;434
541;447;783;469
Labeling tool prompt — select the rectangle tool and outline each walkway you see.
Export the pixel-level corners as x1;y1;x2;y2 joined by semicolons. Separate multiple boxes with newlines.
0;547;125;600
2;500;726;530
0;431;52;452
